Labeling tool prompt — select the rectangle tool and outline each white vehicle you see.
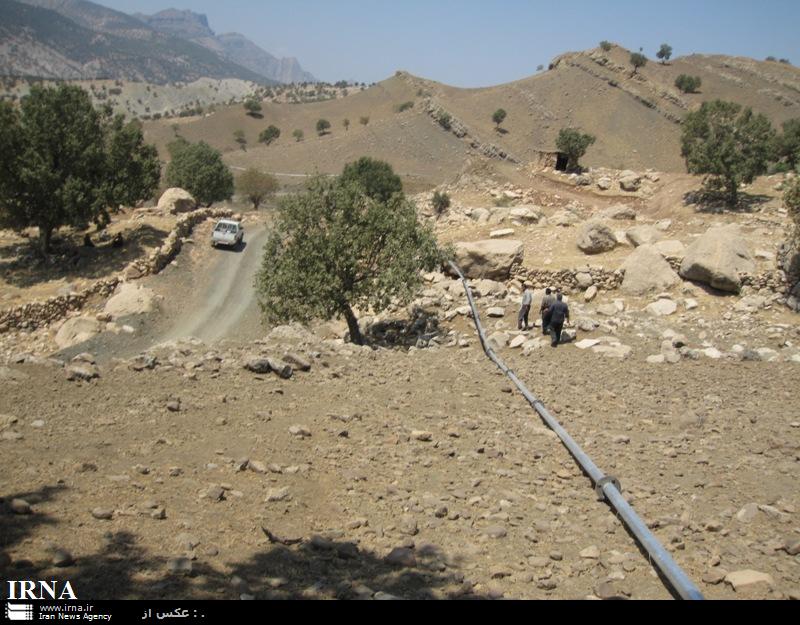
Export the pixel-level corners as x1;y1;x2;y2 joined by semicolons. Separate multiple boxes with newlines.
211;219;244;248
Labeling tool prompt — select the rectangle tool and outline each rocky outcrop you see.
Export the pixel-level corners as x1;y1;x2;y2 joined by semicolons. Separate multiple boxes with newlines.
453;240;524;280
626;225;663;247
679;225;755;293
104;283;157;317
157;188;196;215
54;316;104;349
621;245;680;295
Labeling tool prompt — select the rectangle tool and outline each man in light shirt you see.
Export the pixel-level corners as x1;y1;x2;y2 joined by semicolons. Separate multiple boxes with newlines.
518;287;533;331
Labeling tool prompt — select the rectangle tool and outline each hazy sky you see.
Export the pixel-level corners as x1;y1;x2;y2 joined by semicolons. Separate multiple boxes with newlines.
101;0;800;86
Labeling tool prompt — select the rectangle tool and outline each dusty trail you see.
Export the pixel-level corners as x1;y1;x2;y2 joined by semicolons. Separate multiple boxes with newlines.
159;224;269;345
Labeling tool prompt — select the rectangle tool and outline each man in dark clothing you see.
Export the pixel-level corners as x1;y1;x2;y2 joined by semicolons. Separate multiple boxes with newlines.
548;293;570;347
518;287;532;330
540;288;555;336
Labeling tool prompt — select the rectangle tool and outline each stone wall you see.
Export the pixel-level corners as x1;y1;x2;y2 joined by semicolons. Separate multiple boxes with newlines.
511;265;624;292
0;208;233;334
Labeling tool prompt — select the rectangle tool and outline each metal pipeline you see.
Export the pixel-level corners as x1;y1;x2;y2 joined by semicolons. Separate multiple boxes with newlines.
449;261;704;600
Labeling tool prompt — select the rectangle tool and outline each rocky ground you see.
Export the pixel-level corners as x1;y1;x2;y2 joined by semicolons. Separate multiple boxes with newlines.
1;169;799;600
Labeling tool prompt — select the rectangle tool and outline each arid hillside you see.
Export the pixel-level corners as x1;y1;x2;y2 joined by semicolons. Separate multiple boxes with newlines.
139;45;800;184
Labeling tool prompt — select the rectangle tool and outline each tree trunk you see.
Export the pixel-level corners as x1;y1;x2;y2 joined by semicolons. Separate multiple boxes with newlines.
39;226;52;255
341;303;364;346
726;179;739;208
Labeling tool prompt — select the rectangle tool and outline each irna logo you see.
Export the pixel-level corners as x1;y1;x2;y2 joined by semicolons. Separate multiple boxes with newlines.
6;581;77;600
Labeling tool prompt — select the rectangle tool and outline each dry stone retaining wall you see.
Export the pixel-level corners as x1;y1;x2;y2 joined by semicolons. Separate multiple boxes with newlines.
0;208;233;334
511;266;623;292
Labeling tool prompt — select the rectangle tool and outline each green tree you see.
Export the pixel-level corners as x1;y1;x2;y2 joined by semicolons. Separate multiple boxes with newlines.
165;139;234;207
99;113;160;225
556;128;596;171
237;169;279;209
343;118;350;132
259;125;281;145
492;108;507;130
599;41;612;52
778;119;800;170
316;119;331;135
0;85;159;253
359;116;370;126
293;129;304;142
432;191;451;215
630;52;648;75
680;100;777;206
243;98;262;117
675;74;702;94
234;129;247;150
340;157;403;203
656;44;673;64
437;111;452;130
255;175;444;346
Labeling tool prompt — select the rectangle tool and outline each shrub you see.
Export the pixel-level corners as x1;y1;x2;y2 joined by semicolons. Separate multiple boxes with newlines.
437;111;452;130
778;118;800;170
359;116;370;126
398;101;414;112
599;41;612;52
244;99;262;116
234;129;246;150
675;74;702;94
293;129;304;142
432;191;451;215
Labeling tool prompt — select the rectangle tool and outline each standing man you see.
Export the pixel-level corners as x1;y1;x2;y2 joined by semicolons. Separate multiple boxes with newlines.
540;288;555;336
548;293;570;347
518;286;533;331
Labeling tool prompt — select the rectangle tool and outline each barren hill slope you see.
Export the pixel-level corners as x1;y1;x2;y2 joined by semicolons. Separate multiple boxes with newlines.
143;45;800;183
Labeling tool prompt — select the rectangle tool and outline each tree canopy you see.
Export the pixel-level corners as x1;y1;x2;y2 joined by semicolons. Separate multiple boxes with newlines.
259;125;281;145
165;139;234;207
680;100;776;206
555;128;596;171
0;84;159;252
255;173;444;345
675;74;702;94
492;109;507;129
778;119;800;170
630;52;648;74
237;169;278;209
340;156;403;203
656;44;673;64
316;119;331;135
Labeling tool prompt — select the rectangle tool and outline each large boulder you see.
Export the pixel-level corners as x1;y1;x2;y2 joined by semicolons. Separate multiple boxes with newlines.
104;283;157;317
577;221;617;254
653;240;686;258
622;245;680;295
679;225;755;293
157;188;196;214
55;317;103;349
601;204;637;220
626;225;663;247
619;171;642;192
453;240;524;280
509;206;541;224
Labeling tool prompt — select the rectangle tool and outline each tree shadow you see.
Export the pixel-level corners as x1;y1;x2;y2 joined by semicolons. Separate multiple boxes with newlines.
212;240;247;254
1;224;170;289
683;189;772;214
364;307;444;350
0;485;66;563
495;128;509;135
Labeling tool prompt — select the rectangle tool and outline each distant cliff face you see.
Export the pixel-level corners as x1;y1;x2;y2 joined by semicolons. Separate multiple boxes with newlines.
3;0;315;85
135;9;317;84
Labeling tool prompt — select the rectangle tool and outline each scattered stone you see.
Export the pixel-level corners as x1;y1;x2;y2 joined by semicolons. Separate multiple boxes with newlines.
51;549;74;568
724;570;774;592
646;299;678;317
484;525;507;539
91;508;113;520
167;557;193;575
411;430;433;442
288;425;312;438
10;499;32;515
486;307;505;318
282;353;311;372
580;545;601;559
386;547;417;567
577;221;617;254
266;487;291;503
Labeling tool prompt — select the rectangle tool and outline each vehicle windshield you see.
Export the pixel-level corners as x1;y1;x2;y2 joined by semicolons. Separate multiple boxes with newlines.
215;222;238;234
